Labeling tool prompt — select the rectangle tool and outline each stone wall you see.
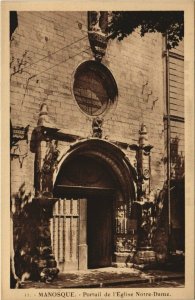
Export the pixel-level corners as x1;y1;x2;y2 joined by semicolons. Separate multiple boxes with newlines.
10;11;186;277
10;11;166;198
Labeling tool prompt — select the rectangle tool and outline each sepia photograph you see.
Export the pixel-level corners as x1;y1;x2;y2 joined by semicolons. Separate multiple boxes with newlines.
1;1;194;300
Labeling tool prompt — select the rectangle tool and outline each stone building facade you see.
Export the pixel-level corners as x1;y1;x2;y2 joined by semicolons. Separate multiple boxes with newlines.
10;11;184;280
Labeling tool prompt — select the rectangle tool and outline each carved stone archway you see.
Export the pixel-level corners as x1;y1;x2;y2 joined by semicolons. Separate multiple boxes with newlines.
53;138;136;203
52;139;136;270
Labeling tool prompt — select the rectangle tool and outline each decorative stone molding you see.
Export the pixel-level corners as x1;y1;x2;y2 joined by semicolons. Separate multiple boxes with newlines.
37;103;57;128
88;11;110;61
41;140;60;194
33;104;60;197
31;109;157;269
128;125;157;265
10;124;29;146
92;117;103;138
130;124;153;199
132;199;157;264
10;123;29;167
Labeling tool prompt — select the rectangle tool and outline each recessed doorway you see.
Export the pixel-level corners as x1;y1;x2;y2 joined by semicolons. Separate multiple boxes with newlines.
53;139;136;271
87;195;114;269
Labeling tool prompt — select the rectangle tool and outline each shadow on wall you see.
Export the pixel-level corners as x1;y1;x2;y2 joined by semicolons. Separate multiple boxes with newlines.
152;183;169;261
129;180;185;266
152;179;185;265
10;183;58;288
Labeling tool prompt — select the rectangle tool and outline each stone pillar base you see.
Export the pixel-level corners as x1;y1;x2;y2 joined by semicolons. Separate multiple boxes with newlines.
113;252;133;266
112;262;134;268
133;249;156;265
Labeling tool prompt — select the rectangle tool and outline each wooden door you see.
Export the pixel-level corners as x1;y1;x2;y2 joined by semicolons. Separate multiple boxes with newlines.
51;198;80;272
87;196;113;268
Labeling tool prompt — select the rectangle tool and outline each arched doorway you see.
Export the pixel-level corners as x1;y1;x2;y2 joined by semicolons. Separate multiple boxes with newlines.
52;139;136;271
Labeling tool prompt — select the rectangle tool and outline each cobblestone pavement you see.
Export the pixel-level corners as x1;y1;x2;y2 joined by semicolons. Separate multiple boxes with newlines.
20;267;184;289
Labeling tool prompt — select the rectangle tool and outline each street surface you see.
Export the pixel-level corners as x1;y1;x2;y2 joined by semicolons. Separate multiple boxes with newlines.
106;279;184;288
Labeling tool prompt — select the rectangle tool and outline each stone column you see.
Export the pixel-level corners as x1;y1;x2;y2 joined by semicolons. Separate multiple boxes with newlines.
34;103;60;197
131;124;156;265
28;103;60;281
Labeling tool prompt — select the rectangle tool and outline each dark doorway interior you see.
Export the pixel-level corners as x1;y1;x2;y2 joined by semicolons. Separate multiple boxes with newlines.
87;195;113;269
54;153;118;270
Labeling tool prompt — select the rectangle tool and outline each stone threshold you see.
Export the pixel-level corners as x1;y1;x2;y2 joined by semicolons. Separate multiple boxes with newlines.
20;271;184;289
